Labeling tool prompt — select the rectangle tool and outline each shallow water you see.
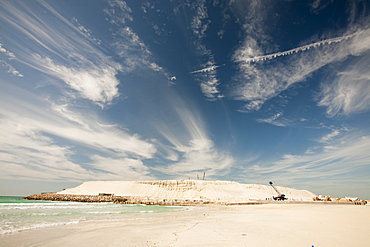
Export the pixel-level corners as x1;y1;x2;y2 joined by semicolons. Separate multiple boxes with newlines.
0;196;186;234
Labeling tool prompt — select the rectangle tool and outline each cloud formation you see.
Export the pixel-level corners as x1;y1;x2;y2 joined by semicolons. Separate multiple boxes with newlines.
154;98;234;178
318;55;370;116
245;29;370;62
244;29;369;63
0;1;123;107
239;132;370;191
0;82;156;181
0;60;24;77
0;42;23;77
187;1;223;100
190;64;224;74
105;2;166;75
34;55;120;106
0;43;16;59
227;0;370;113
256;112;288;127
232;27;370;112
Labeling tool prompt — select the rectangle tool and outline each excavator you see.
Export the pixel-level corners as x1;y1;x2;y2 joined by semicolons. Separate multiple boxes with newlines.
269;181;287;201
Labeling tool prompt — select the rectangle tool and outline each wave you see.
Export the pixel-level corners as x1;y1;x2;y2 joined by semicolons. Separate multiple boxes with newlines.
0;220;81;235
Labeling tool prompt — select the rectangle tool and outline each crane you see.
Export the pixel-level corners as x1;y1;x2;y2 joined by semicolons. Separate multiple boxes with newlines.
269;181;287;201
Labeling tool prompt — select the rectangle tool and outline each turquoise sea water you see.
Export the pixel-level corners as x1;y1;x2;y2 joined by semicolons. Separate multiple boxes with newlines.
0;196;185;234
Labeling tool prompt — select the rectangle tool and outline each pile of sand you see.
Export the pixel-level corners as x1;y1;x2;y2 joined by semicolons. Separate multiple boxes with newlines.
58;180;316;202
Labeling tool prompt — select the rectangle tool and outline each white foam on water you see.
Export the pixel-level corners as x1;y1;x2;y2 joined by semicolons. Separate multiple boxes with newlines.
0;199;185;235
0;220;81;235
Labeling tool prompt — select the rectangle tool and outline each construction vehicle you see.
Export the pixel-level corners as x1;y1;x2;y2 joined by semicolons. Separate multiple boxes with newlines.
269;181;287;201
313;195;331;201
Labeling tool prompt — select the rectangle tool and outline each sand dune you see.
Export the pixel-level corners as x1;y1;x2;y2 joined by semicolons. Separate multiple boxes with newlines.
58;180;317;202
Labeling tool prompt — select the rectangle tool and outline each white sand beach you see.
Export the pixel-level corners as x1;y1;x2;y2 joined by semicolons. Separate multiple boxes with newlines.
1;204;369;247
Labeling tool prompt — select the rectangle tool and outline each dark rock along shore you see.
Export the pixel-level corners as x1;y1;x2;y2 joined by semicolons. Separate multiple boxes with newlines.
24;193;129;204
23;193;215;206
23;193;261;206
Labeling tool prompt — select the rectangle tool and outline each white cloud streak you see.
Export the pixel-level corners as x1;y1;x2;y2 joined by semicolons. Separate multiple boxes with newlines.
105;2;167;75
271;134;370;178
192;63;224;100
193;62;225;100
89;155;152;181
0;42;23;77
233;26;370;112
256;112;288;127
229;0;370;113
0;117;91;182
154;98;234;178
0;60;24;77
0;81;156;181
0;1;122;106
244;29;369;63
239;132;370;194
316;128;343;144
190;64;224;74
318;54;370;116
0;43;16;59
187;1;223;100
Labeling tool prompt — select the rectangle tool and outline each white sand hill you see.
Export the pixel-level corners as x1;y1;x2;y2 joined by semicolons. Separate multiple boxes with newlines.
58;180;317;202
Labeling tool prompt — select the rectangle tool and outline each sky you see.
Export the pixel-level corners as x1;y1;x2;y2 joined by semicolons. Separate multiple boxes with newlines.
0;0;369;198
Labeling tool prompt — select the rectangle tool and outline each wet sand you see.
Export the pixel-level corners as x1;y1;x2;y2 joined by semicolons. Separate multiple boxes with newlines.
1;204;369;247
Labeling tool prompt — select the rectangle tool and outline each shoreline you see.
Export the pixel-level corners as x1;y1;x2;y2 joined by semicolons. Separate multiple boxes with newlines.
23;193;262;205
1;204;369;247
24;193;366;205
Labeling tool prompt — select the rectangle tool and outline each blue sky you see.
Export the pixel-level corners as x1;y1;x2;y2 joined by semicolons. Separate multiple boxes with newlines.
0;0;369;198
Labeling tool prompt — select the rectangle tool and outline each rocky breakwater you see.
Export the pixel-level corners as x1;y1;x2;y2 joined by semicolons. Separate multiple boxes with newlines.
23;193;259;206
24;193;130;203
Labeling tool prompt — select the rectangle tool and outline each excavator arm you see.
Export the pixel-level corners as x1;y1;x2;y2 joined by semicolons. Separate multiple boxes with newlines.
269;181;287;201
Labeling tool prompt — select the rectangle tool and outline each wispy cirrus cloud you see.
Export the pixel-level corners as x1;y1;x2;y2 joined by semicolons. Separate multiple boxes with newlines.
0;81;156;182
233;27;370;112
231;0;370;113
315;127;348;144
0;117;91;182
193;62;224;100
187;0;223;100
104;0;133;25
0;43;23;77
190;64;225;74
309;0;333;14
244;29;368;63
238;131;370;193
105;1;167;76
0;1;122;106
71;18;102;45
88;155;152;181
271;134;370;178
256;112;289;127
191;0;210;40
154;98;234;178
0;60;24;77
318;54;370;117
1;82;156;159
0;43;16;59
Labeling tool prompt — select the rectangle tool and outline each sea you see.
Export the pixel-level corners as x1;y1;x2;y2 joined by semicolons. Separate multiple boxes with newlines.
0;196;186;235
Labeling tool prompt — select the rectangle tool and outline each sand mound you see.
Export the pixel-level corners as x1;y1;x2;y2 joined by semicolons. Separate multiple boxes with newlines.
58;180;316;202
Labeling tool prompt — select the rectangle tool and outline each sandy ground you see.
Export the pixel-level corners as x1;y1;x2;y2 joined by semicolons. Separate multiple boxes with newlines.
1;204;369;247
